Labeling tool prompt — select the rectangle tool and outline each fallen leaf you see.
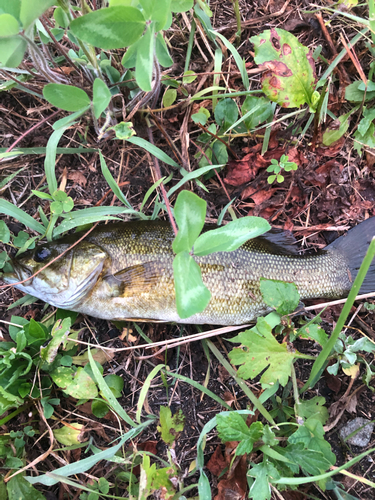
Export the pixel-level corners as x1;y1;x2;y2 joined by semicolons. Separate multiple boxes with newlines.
223;391;236;407
225;152;268;186
214;455;247;500
207;445;227;477
68;171;88;187
241;185;278;203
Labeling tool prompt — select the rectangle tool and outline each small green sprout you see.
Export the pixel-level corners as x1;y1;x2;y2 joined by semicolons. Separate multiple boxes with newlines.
266;154;298;184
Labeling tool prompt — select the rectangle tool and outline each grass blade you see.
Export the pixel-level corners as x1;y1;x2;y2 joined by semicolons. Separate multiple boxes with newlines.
0;199;45;234
127;136;179;167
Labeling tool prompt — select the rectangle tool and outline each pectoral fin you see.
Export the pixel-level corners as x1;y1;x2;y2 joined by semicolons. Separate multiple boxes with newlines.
104;262;163;297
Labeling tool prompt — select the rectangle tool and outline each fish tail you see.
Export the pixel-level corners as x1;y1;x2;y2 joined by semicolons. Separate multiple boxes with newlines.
327;218;375;294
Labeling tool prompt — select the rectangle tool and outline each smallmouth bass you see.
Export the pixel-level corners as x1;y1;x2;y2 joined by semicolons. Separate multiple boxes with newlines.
3;219;375;325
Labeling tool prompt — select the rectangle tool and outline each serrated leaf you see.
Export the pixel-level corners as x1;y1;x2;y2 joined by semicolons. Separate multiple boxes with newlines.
248;460;280;500
173;251;211;319
70;6;145;50
229;317;297;387
172;190;206;254
217;413;263;455
297;396;329;425
194;216;270;256
260;278;300;316
283;442;332;475
40;318;71;364
251;28;316;108
298;322;328;347
157;406;185;446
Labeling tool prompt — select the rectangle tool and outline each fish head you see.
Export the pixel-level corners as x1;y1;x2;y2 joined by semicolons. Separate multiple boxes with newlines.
3;240;108;309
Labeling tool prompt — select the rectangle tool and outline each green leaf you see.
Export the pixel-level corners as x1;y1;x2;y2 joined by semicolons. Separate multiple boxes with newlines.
217;414;263;455
241;95;273;130
260;278;300;316
0;220;10;243
0;35;26;67
70;6;145;50
113;121;136;140
170;0;193;12
155;32;173;67
173;251;211;319
194;216;270;256
54;423;84;446
172;190;206;254
93;78;111;119
183;70;197;84
163;88;177;107
322;110;353;146
43;84;91;112
0;14;19;37
283;443;332;475
53;6;70;28
248;460;280;500
251;28;316;108
99;151;135;210
298;322;328;347
345;80;375;102
157;406;185;446
135;22;155;91
7;475;46;500
91;399;109;418
40;318;71;364
140;0;170;30
20;0;55;29
0;386;23;414
214;98;238;131
127;136;179;167
0;199;45;234
0;0;21;19
103;374;124;398
229;317;297;387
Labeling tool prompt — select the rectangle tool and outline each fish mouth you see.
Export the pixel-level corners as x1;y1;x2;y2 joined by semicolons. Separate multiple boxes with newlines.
2;261;33;286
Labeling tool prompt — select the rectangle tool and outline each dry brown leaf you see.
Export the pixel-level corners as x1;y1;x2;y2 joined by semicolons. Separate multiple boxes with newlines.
68;171;88;187
207;445;227;477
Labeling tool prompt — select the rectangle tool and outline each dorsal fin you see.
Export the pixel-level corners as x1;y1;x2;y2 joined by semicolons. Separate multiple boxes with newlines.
254;229;300;255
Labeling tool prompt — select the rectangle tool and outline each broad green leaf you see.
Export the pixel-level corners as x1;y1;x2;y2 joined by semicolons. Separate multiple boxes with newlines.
20;0;55;29
7;475;46;500
194;217;270;256
345;81;375;102
0;14;19;37
103;374;124;398
172;190;206;254
93;78;111;119
183;70;197;84
173;251;211;319
136;23;155;91
140;0;170;30
0;220;10;243
0;199;45;234
229;317;297;387
0;36;26;67
43;84;90;112
283;443;332;475
170;0;193;12
163;88;177;107
354;122;375;155
248;460;280;500
212;140;228;164
297;396;329;425
0;0;21;19
251;28;316;108
298;322;328;347
217;413;263;455
54;423;85;446
214;97;238;131
260;278;300;316
65;367;98;399
241;95;273;130
91;399;109;418
157;406;185;446
0;386;23;414
70;7;145;50
53;6;70;28
322;110;353;146
156;32;173;67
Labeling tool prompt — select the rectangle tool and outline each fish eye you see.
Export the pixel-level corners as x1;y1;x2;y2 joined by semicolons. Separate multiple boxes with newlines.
34;247;51;263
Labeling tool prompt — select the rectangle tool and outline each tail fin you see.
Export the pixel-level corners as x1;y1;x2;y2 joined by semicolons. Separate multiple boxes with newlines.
327;218;375;294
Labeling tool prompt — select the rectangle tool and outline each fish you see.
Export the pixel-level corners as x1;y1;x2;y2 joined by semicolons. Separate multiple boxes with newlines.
2;218;375;325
